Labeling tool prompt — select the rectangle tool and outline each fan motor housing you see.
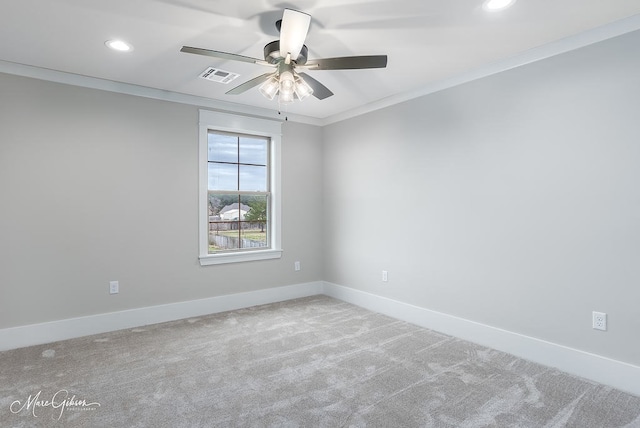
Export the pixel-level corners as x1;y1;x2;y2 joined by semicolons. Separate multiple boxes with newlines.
263;41;308;65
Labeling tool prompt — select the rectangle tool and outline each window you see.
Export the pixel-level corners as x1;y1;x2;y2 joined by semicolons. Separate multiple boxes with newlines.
207;132;269;250
199;110;282;265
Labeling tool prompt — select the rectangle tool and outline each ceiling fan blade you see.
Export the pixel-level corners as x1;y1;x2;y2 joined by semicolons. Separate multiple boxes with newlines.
279;9;311;60
226;73;274;95
304;55;388;70
180;46;269;66
298;73;334;100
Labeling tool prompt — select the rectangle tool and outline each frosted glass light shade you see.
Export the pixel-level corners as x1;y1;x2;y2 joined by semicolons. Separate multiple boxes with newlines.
294;76;314;100
259;76;279;100
278;90;294;104
278;71;295;96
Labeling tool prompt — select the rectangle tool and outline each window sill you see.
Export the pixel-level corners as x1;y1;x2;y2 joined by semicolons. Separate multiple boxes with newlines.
199;249;283;266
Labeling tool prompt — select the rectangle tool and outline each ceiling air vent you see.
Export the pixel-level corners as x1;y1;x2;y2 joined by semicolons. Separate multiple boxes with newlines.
198;67;240;84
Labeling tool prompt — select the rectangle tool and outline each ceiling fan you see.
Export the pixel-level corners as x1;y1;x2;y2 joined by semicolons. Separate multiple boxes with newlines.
180;9;388;103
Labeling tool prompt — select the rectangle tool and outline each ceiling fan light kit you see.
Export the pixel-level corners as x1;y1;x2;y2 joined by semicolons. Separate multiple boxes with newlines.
258;58;315;104
181;8;388;104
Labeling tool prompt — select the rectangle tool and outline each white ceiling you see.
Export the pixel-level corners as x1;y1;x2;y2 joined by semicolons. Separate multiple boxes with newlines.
2;1;640;123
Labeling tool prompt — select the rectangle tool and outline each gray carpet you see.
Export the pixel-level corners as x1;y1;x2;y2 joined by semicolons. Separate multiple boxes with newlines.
1;296;639;427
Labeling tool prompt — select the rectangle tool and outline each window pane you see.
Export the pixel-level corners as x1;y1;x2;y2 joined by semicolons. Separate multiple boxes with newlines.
239;165;267;191
208;193;241;218
207;193;243;253
208;132;237;163
239;137;268;165
240;195;268;248
240;226;268;248
208;193;228;216
208;222;241;252
208;163;238;191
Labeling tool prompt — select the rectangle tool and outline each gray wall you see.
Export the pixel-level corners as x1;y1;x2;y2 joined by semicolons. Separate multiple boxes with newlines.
2;29;639;368
323;30;640;366
0;73;323;328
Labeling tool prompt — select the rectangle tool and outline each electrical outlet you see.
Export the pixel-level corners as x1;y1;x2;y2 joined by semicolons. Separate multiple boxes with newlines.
294;261;301;271
109;280;119;295
382;270;388;282
592;311;607;331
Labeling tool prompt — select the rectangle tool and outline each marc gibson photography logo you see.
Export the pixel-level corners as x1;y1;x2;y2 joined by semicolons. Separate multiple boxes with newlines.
10;389;101;420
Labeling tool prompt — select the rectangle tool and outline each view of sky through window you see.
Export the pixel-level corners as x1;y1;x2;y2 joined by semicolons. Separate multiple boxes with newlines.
207;132;267;192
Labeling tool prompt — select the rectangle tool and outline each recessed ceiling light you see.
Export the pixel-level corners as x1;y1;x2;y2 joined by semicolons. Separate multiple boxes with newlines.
483;0;516;11
105;39;133;52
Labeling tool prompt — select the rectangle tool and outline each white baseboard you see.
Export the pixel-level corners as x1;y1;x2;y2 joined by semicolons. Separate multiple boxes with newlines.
322;281;640;397
2;280;638;396
0;281;323;352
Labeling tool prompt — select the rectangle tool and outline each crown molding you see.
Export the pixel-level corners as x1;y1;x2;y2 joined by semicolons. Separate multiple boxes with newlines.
2;13;639;128
320;13;640;126
0;60;324;126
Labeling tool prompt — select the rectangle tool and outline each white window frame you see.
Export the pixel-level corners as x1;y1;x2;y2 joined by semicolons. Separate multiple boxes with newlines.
198;110;282;265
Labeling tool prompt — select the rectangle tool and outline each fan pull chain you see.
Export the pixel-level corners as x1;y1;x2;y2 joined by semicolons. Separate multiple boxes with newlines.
277;101;289;121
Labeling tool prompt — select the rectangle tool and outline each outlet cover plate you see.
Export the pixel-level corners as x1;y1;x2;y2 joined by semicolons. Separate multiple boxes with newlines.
592;311;607;331
109;280;119;295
